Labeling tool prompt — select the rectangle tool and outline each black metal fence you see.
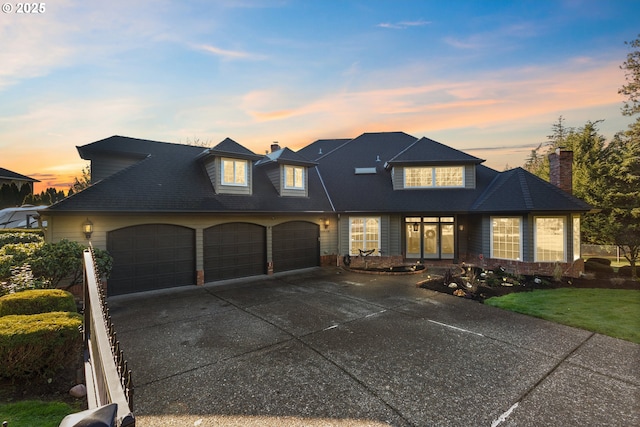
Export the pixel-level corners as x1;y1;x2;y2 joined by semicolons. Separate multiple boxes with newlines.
79;245;135;426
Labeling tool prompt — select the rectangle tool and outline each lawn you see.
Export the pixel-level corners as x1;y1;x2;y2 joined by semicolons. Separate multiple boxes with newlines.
0;400;78;427
485;288;640;344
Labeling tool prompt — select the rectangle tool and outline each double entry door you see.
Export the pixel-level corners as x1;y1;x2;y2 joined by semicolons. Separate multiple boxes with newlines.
406;217;455;260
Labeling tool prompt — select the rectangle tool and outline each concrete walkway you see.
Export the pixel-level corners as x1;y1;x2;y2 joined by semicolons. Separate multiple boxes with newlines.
108;267;639;426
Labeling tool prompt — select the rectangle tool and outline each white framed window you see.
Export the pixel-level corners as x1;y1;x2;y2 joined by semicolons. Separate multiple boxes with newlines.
435;167;464;187
405;167;433;187
221;158;247;186
491;217;522;261
573;216;581;261
284;165;305;189
404;166;464;188
535;217;566;262
349;217;380;256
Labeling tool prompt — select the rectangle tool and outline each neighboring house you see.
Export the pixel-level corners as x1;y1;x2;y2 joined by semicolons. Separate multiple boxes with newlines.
41;132;591;296
0;167;39;193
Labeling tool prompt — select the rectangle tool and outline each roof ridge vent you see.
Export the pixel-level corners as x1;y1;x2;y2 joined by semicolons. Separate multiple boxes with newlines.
376;155;381;162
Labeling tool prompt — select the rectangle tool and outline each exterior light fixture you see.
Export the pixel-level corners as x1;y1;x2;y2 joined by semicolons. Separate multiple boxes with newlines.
323;218;330;230
412;223;419;232
82;218;93;240
458;224;464;231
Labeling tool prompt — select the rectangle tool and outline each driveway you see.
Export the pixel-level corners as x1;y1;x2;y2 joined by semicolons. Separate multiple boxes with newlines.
108;267;639;426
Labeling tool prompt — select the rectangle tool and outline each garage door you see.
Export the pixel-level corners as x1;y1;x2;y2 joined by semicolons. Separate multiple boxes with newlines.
107;224;195;296
272;221;319;273
204;222;266;282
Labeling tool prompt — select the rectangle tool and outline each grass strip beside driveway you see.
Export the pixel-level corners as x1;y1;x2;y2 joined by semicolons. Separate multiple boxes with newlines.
0;400;78;427
485;288;640;344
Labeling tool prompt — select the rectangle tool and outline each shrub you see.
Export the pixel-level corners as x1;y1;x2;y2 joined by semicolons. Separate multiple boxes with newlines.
0;311;82;378
585;258;614;277
618;265;633;277
0;289;76;316
30;240;113;288
0;241;44;279
0;264;50;296
0;231;44;247
587;257;612;266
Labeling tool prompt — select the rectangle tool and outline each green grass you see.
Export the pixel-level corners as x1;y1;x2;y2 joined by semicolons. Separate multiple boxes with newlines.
485;288;640;344
0;400;77;427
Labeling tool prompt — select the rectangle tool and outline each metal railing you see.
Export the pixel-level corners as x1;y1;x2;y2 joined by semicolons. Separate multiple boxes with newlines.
81;245;135;426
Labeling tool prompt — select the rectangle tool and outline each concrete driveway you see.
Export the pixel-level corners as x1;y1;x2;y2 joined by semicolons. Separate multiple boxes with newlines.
108;267;639;426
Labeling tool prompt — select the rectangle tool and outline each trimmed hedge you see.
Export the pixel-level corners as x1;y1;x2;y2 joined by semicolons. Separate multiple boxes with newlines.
0;289;77;316
0;311;82;378
0;231;44;247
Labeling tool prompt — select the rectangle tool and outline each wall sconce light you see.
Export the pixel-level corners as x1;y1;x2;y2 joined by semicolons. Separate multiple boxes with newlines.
458;224;465;231
82;218;93;239
412;223;420;232
323;218;330;230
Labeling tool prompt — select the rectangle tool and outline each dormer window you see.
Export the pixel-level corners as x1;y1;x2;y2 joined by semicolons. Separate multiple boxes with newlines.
222;158;247;186
284;165;305;189
404;166;464;188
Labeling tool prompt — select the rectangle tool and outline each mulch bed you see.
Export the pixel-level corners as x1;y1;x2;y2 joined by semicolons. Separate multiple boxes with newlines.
418;273;639;302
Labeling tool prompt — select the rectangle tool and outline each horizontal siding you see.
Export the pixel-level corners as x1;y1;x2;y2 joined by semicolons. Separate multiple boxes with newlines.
464;165;476;189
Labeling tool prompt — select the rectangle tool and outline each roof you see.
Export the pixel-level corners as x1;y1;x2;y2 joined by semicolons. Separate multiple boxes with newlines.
471;167;592;212
46;132;592;215
386;137;484;166
297;138;352;161
256;147;317;167
0;168;39;182
202;137;262;161
48;136;333;213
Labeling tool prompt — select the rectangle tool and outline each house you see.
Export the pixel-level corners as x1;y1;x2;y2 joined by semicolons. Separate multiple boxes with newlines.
41;132;591;296
0;167;39;193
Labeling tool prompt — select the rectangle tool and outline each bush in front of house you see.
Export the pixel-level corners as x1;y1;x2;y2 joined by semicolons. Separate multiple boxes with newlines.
0;311;82;378
0;289;76;317
585;257;614;277
1;239;113;293
0;241;44;280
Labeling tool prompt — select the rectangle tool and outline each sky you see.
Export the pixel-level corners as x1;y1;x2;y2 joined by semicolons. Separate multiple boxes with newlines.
1;0;639;193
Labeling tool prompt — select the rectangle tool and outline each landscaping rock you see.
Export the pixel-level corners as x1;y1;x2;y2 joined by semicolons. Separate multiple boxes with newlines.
69;383;86;398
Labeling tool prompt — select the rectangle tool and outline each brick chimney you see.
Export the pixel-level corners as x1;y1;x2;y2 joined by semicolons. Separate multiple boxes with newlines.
549;149;573;194
270;142;281;153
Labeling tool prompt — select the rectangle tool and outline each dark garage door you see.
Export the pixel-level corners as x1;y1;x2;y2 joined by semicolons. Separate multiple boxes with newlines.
272;221;319;273
107;224;195;296
204;222;266;282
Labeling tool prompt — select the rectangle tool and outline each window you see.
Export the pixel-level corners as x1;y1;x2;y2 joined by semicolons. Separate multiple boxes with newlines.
284;165;305;189
491;217;521;260
435;167;464;187
573;216;581;261
350;217;380;256
404;166;464;188
535;217;566;262
221;158;247;186
405;167;433;187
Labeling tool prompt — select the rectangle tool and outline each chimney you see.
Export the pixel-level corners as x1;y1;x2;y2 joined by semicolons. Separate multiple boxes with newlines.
549;149;573;194
270;142;281;153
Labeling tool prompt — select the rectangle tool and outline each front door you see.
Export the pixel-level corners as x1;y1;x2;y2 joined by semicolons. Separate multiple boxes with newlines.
405;217;455;260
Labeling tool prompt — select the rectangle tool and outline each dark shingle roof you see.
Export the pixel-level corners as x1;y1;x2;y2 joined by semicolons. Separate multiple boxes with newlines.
471;167;592;212
387;137;484;166
48;136;332;213
47;132;592;215
0;168;39;182
297;138;352;161
204;138;262;161
256;147;317;167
